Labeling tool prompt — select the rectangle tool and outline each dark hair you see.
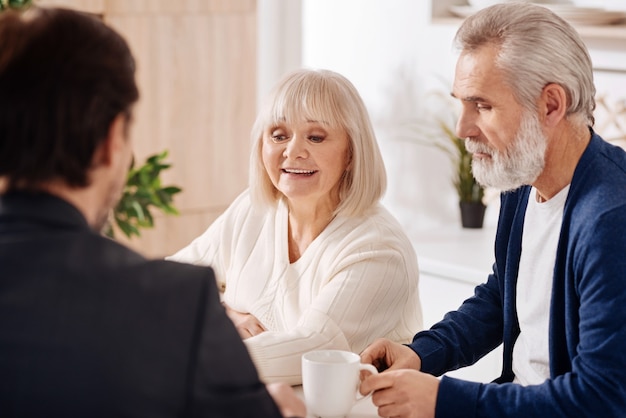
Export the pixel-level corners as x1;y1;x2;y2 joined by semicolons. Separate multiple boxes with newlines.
0;7;139;190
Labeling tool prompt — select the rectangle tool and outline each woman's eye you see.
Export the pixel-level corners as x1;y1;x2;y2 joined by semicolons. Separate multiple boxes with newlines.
308;135;324;143
271;134;288;142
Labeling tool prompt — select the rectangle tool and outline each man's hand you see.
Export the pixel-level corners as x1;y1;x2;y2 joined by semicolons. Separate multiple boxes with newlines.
223;303;267;339
360;339;437;418
266;382;306;418
360;369;439;418
360;338;421;372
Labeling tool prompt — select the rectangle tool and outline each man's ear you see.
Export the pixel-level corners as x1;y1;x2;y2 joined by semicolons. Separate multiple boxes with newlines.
92;113;128;167
541;83;568;127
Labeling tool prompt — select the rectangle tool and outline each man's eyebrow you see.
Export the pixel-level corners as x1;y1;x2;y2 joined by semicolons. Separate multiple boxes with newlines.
450;92;486;103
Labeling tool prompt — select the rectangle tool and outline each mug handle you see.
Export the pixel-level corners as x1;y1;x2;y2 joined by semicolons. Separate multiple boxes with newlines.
356;363;379;401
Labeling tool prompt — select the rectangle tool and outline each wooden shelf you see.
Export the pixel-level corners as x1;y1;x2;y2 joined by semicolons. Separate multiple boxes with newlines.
432;17;626;41
430;0;626;42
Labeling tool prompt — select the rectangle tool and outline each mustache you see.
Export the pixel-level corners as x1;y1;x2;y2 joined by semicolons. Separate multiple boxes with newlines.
465;139;494;155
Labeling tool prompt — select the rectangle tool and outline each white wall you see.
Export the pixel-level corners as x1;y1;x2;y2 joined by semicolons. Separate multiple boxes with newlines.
257;0;303;108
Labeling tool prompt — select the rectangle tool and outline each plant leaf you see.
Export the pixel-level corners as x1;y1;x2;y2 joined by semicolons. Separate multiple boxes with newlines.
107;149;183;239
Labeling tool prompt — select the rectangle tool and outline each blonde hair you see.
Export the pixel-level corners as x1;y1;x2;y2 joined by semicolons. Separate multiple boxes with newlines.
249;69;386;217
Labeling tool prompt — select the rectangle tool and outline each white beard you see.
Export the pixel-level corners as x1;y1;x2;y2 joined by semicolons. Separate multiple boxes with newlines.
466;111;547;192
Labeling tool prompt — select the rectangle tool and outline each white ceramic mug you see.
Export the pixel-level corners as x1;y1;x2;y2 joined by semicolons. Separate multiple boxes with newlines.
302;349;378;418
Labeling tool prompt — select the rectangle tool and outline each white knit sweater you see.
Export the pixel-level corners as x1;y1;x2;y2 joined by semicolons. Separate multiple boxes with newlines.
169;190;423;384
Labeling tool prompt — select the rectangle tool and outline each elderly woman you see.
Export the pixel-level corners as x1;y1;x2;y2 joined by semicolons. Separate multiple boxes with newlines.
169;69;422;384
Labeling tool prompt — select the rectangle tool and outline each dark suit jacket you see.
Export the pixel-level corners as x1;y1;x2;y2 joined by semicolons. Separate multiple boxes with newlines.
0;192;282;418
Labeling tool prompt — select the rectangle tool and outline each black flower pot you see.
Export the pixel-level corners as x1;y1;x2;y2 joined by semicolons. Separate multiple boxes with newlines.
459;201;486;229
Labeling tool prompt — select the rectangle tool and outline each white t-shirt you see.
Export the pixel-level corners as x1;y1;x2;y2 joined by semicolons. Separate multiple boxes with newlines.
513;185;570;386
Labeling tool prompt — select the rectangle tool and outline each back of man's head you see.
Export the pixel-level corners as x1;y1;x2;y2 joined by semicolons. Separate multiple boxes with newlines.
0;7;139;192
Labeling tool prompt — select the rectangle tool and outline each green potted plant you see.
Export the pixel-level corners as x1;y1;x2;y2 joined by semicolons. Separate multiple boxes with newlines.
436;121;486;228
405;89;487;228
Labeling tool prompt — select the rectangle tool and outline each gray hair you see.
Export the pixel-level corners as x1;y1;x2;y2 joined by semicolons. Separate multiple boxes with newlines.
454;2;595;126
249;68;386;217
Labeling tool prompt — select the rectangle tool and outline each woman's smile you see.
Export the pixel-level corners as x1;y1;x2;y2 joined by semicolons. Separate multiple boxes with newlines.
262;119;350;208
281;168;317;176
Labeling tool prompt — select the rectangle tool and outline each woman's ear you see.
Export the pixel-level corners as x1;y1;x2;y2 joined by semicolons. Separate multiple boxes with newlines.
541;83;568;127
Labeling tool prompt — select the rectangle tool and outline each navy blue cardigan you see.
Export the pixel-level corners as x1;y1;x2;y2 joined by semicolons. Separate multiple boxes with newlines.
410;132;626;417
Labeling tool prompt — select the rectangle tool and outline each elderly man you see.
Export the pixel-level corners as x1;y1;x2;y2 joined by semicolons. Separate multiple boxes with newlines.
360;3;626;418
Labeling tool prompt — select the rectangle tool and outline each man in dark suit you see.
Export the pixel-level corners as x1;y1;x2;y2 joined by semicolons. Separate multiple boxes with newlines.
0;7;304;418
